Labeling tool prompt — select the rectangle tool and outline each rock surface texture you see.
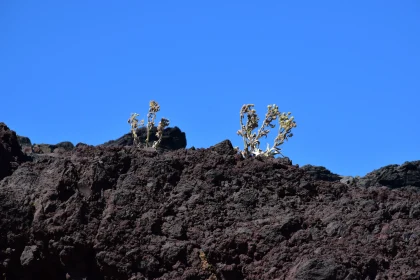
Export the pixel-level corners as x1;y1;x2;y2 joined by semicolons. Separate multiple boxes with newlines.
0;123;27;180
1;122;420;280
101;126;187;151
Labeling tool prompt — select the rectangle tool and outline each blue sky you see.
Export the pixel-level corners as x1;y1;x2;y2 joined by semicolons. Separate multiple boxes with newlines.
1;1;419;177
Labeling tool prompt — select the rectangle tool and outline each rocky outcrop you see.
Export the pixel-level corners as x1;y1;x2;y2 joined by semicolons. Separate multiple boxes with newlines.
17;135;75;155
101;126;187;151
17;136;33;154
300;164;342;182
32;142;75;154
16;126;186;157
1;123;420;279
17;135;31;147
301;162;420;191
355;161;420;189
0;123;27;180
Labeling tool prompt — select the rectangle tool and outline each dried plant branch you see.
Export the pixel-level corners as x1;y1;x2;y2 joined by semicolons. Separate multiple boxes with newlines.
127;113;144;146
128;100;169;149
236;103;297;158
146;100;160;147
152;117;170;149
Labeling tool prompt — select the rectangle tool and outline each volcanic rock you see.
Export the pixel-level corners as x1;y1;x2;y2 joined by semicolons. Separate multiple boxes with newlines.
1;123;420;279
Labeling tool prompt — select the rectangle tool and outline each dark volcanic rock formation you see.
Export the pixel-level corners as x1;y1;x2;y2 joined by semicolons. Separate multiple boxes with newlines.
1;123;420;280
16;126;186;157
101;126;187;151
0;123;27;180
32;142;75;154
300;165;342;182
355;161;420;190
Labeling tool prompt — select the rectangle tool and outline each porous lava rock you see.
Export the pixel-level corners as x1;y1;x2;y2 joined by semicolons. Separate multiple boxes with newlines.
16;125;186;157
32;142;75;154
300;165;342;182
0;123;27;180
101;126;187;151
1;123;420;280
355;161;420;190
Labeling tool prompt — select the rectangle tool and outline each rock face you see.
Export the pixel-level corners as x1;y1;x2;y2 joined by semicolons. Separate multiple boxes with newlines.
0;123;27;180
1;123;420;280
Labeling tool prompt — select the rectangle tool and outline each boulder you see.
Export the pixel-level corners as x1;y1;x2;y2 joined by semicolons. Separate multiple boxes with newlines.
101;126;187;151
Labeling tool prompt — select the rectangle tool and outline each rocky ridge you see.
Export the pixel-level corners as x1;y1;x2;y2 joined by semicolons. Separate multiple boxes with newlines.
1;122;420;280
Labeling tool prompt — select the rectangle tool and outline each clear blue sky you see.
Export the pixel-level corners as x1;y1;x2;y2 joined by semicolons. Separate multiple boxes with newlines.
1;1;419;177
